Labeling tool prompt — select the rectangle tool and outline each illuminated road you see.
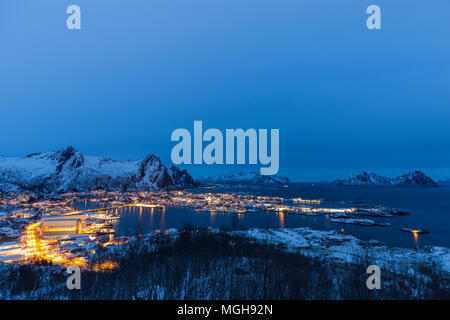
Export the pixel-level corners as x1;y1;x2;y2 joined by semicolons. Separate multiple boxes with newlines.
23;222;86;266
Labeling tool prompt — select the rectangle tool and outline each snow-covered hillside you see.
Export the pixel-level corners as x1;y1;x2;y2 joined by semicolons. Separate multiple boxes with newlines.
332;170;438;187
198;172;290;185
236;228;450;273
0;147;195;193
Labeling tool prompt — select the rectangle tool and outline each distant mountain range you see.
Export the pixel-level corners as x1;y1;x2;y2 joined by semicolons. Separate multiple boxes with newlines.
198;172;290;185
0;147;443;193
0;146;195;194
332;170;439;187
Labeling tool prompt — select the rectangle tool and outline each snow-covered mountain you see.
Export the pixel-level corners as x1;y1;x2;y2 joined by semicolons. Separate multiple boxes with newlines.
0;146;196;194
198;172;290;185
332;172;392;186
393;171;439;187
332;170;438;187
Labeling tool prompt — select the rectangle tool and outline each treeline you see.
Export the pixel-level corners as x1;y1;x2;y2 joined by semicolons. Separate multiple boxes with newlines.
1;228;448;299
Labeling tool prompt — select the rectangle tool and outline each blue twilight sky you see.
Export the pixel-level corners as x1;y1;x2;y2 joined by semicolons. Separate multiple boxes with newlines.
0;0;449;181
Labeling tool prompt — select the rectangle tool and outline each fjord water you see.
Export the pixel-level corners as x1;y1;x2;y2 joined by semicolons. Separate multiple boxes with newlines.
72;184;450;249
239;183;450;248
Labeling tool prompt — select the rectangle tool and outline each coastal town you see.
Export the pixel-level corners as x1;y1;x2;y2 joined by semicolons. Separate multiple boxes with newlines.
0;189;409;268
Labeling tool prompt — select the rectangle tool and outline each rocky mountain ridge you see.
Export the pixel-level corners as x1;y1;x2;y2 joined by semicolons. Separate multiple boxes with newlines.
0;147;196;194
332;170;438;187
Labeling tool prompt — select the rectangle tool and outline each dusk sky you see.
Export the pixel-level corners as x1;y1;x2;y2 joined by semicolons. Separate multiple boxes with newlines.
1;1;449;181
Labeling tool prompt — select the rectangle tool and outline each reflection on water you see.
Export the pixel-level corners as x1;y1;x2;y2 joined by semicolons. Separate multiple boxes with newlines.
150;207;154;230
71;182;450;249
278;212;285;228
160;207;166;231
324;214;330;229
412;231;420;247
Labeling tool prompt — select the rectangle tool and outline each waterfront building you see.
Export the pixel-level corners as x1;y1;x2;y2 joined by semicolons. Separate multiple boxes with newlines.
40;214;88;239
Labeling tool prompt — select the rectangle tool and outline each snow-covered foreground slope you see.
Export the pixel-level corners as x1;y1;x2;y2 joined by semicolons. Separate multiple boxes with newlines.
1;227;447;299
0;147;195;193
235;228;450;273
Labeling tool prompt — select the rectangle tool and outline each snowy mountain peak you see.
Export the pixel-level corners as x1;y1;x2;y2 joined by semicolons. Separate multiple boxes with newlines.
332;170;438;187
0;147;196;194
332;172;392;186
393;170;439;187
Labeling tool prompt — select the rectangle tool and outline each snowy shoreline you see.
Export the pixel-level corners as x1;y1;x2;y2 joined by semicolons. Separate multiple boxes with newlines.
232;227;450;274
1;226;448;299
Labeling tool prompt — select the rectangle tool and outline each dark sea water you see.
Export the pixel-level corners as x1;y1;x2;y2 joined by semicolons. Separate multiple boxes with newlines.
73;184;450;249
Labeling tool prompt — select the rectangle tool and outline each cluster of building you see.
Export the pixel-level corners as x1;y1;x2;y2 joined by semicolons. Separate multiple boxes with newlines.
0;195;120;264
29;211;117;265
0;241;22;263
132;191;351;216
0;189;362;266
40;214;88;239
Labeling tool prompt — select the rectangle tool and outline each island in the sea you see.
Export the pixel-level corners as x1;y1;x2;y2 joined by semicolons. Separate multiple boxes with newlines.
332;170;439;187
